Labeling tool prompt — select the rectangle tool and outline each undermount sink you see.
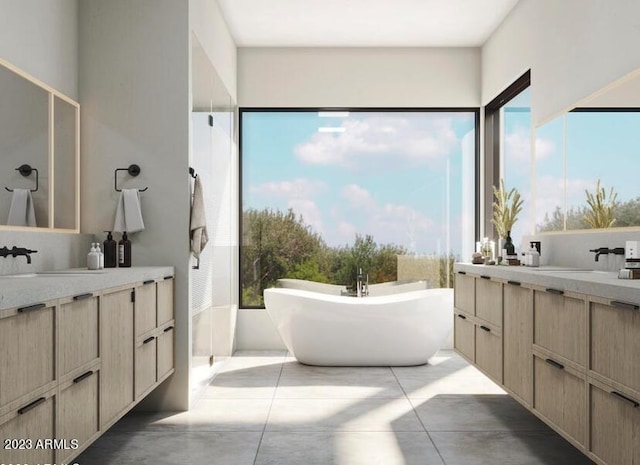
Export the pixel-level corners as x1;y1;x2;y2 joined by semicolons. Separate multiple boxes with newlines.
1;270;106;278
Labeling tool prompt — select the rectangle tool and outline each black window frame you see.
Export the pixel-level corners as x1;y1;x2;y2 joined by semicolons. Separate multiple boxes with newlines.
239;107;480;309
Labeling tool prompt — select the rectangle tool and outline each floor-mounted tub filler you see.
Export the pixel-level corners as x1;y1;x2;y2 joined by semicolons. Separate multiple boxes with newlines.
263;279;453;366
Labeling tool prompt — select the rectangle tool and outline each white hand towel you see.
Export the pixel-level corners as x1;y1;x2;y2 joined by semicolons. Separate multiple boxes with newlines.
113;188;145;233
190;175;208;258
7;188;37;227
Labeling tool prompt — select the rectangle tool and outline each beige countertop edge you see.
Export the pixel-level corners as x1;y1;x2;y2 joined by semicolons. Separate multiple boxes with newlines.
454;263;640;305
0;266;175;312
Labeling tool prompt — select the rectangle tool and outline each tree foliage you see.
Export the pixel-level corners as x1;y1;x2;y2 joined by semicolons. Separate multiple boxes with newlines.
538;196;640;232
241;209;407;306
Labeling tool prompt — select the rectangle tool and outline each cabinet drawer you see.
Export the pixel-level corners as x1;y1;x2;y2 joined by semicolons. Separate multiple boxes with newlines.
534;290;585;366
157;277;174;326
533;355;586;446
589;381;640;465
0;303;55;408
100;288;134;428
454;273;474;314
57;369;99;462
454;312;474;362
504;284;533;404
135;336;157;399
135;282;157;336
590;300;640;391
475;324;502;383
158;326;175;380
59;295;99;378
475;277;502;327
0;391;56;464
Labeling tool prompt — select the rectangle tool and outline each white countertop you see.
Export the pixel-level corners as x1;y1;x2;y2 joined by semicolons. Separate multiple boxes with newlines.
454;263;640;305
0;266;174;311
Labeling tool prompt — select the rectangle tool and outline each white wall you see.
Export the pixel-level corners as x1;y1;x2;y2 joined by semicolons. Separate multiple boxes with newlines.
190;0;237;102
239;47;480;107
79;0;191;410
483;0;640;125
0;0;78;100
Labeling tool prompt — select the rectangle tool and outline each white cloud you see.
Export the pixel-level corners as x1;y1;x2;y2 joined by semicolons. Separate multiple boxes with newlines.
534;175;592;224
336;183;434;252
341;184;376;210
294;114;460;168
504;129;556;165
289;198;324;235
250;178;325;199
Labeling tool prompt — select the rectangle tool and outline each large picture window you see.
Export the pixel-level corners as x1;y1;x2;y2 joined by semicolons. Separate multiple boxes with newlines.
240;109;478;307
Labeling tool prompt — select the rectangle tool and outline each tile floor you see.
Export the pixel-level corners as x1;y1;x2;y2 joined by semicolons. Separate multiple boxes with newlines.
77;350;595;465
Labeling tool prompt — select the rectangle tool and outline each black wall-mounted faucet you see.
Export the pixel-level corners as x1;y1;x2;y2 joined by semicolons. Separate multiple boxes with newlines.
0;246;38;264
589;247;625;262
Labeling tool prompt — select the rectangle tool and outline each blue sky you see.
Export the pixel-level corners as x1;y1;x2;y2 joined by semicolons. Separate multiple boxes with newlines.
242;111;476;255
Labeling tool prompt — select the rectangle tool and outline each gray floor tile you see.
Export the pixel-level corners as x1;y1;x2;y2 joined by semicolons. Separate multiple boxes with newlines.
76;431;261;465
277;362;404;399
111;399;272;432
413;394;548;431
430;431;596;465
255;432;445;465
266;397;424;432
399;370;506;399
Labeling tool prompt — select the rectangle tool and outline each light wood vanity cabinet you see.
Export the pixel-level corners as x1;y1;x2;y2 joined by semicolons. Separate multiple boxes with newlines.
0;271;175;464
0;302;56;410
453;312;474;362
453;272;502;383
475;323;502;383
533;353;586;447
100;287;135;428
503;282;533;405
453;265;640;465
0;390;56;465
453;271;475;314
134;276;176;399
475;275;502;326
534;288;586;367
589;298;640;392
589;378;640;465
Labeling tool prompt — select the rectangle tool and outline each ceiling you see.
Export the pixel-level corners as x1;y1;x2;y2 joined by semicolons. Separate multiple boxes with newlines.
217;0;521;47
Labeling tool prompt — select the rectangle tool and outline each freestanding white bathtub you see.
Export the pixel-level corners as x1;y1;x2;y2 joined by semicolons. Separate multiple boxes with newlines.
263;283;453;366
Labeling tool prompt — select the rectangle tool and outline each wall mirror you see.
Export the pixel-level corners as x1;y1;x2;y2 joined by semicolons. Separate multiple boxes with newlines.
534;70;640;233
0;58;79;231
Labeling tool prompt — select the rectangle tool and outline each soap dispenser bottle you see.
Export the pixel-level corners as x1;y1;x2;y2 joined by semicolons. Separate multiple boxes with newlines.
96;243;104;269
103;231;117;268
87;243;99;270
119;231;131;267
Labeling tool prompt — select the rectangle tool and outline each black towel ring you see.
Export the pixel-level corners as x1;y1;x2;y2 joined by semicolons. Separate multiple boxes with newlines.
5;164;38;192
114;164;149;192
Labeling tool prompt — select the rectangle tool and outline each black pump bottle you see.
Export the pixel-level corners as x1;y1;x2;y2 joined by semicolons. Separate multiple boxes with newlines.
103;231;117;268
119;231;131;267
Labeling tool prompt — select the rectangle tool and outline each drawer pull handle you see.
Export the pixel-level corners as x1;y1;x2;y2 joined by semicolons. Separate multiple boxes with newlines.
17;302;46;313
73;370;94;384
611;391;639;408
73;292;93;301
143;336;155;344
18;397;46;415
545;358;564;370
143;279;155;285
610;300;639;311
457;271;466;275
480;325;491;332
545;288;564;295
164;275;174;280
507;280;521;286
480;275;491;280
164;326;174;332
457;314;467;320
